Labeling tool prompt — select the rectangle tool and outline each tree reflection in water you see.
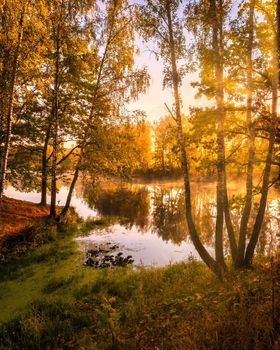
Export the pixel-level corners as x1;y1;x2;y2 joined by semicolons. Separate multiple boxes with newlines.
82;182;279;254
151;187;187;244
92;187;150;231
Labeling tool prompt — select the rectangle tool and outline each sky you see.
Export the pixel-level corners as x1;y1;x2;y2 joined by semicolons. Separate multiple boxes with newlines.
127;0;240;122
127;47;209;122
126;0;213;122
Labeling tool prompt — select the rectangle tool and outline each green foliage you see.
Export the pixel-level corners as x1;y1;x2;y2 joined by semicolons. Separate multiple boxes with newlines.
0;213;279;349
0;242;279;349
0;220;57;263
77;217;118;236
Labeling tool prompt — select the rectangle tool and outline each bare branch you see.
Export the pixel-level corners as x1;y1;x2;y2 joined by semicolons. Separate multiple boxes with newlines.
164;103;176;122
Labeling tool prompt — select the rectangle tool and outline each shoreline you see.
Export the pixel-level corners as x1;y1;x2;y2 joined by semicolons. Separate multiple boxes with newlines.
0;196;49;236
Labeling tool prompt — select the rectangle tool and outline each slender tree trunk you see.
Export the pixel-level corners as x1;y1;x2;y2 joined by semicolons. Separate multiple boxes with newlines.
0;63;8;153
58;151;83;219
244;20;278;266
224;190;237;260
162;149;165;172
210;0;230;269
58;1;118;218
235;0;255;268
218;0;238;262
40;121;52;205
277;0;280;83
0;6;25;198
0;60;9;157
49;24;60;218
0;97;14;197
165;0;222;277
0;4;9;169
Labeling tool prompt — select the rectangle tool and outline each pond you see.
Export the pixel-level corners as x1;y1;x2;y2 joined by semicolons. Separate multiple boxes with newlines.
5;177;280;266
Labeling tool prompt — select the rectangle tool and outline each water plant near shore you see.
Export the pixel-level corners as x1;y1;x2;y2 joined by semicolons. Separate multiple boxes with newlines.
84;244;134;268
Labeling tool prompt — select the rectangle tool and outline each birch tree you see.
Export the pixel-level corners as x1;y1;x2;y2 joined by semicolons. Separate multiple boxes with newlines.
186;0;279;268
138;0;225;277
0;0;28;198
58;0;149;219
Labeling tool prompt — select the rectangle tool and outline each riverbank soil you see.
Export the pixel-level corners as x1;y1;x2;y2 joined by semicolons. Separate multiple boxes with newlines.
0;197;49;235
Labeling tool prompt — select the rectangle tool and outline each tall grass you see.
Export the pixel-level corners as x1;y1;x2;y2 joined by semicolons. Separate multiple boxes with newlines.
0;216;279;349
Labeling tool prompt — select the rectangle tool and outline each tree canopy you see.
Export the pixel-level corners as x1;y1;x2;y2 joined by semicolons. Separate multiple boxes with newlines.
0;0;279;275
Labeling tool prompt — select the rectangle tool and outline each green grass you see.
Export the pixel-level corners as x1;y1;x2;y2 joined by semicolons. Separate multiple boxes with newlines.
0;217;279;349
77;216;119;236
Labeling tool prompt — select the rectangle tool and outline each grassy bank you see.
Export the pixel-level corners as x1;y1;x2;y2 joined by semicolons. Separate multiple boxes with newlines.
0;215;279;349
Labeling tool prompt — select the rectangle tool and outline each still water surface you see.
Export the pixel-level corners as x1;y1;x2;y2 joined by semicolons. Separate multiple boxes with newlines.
5;178;280;266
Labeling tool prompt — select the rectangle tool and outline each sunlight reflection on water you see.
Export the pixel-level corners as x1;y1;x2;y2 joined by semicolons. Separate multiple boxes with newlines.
5;179;280;266
76;224;215;267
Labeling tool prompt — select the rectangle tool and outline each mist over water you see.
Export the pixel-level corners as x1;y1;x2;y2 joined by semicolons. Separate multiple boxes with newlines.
5;177;280;266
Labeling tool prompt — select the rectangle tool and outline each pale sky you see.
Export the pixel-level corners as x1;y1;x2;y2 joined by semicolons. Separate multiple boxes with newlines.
127;0;239;122
128;49;209;122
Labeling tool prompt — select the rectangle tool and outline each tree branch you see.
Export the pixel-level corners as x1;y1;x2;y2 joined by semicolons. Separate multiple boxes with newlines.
56;145;80;166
